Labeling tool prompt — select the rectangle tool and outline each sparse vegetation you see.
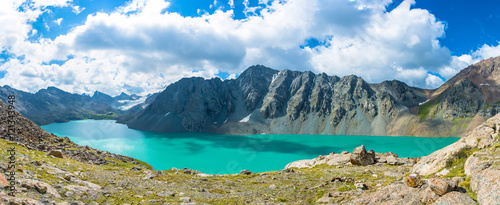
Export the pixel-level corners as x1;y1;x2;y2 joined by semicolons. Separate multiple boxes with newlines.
418;99;435;121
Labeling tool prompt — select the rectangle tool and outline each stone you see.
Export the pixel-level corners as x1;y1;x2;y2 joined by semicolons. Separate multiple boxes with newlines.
35;183;48;194
269;184;277;189
405;174;422;188
349;181;438;204
436;168;450;176
0;173;8;188
64;174;76;181
145;191;153;196
341;151;349;154
179;197;191;203
464;152;490;176
386;155;400;165
47;150;64;158
315;193;333;204
470;168;500;205
367;150;375;159
22;198;42;205
429;178;457;196
240;170;252;175
355;183;368;190
433;191;476;205
33;161;43;166
452;177;466;185
131;166;142;171
350;145;374;166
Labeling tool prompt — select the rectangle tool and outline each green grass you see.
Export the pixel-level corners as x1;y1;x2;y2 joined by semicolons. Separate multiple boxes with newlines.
136;159;153;170
418;99;435;121
459;177;477;202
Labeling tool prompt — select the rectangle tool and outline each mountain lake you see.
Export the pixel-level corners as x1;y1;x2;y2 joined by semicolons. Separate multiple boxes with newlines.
41;120;460;174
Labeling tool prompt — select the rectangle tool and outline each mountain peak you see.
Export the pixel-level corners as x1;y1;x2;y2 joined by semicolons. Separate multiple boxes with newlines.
239;65;279;79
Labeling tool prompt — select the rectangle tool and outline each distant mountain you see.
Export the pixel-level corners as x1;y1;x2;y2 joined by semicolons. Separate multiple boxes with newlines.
124;57;500;137
91;91;157;111
0;86;116;125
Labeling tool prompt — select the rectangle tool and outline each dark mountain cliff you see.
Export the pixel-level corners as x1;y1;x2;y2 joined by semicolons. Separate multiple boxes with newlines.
124;65;435;136
125;57;500;136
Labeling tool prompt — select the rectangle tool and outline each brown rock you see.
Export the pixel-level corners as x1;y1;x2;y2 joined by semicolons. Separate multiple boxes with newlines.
0;173;8;188
350;145;374;166
367;149;375;159
429;178;457;196
32;160;43;166
240;170;252;175
405;174;422;187
433;191;476;205
35;183;48;194
47;150;64;158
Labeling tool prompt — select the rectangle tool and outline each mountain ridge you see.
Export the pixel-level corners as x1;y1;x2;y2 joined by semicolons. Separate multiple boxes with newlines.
1;57;499;137
124;57;500;137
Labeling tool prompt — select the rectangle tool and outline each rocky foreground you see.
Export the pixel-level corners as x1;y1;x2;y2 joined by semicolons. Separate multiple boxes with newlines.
0;101;499;204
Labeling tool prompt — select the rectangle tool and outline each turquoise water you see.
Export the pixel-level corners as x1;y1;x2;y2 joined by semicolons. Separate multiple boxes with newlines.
41;120;459;174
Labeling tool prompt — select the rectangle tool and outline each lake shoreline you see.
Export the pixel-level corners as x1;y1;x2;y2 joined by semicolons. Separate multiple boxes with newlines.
41;119;460;175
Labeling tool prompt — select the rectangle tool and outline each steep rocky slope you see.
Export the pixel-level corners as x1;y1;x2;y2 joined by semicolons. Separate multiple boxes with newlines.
125;57;500;137
413;56;500;137
0;86;116;125
125;65;429;136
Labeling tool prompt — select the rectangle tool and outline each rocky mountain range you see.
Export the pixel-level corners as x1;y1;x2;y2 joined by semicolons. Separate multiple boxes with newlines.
0;86;159;126
91;91;159;112
123;56;500;137
1;56;499;137
0;86;116;125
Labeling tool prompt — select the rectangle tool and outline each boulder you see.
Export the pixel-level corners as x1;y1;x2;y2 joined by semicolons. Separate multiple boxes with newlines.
429;178;457;196
436;168;450;176
350;145;374;166
355;182;368;190
464;152;490;175
0;173;8;188
47;150;64;158
405;174;422;188
350;181;438;204
367;150;375;159
433;191;476;205
386;155;399;165
240;170;252;175
35;183;48;194
179;197;191;203
470;168;500;205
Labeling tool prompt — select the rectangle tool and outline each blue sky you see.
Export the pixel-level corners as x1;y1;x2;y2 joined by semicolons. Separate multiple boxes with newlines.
0;0;499;96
